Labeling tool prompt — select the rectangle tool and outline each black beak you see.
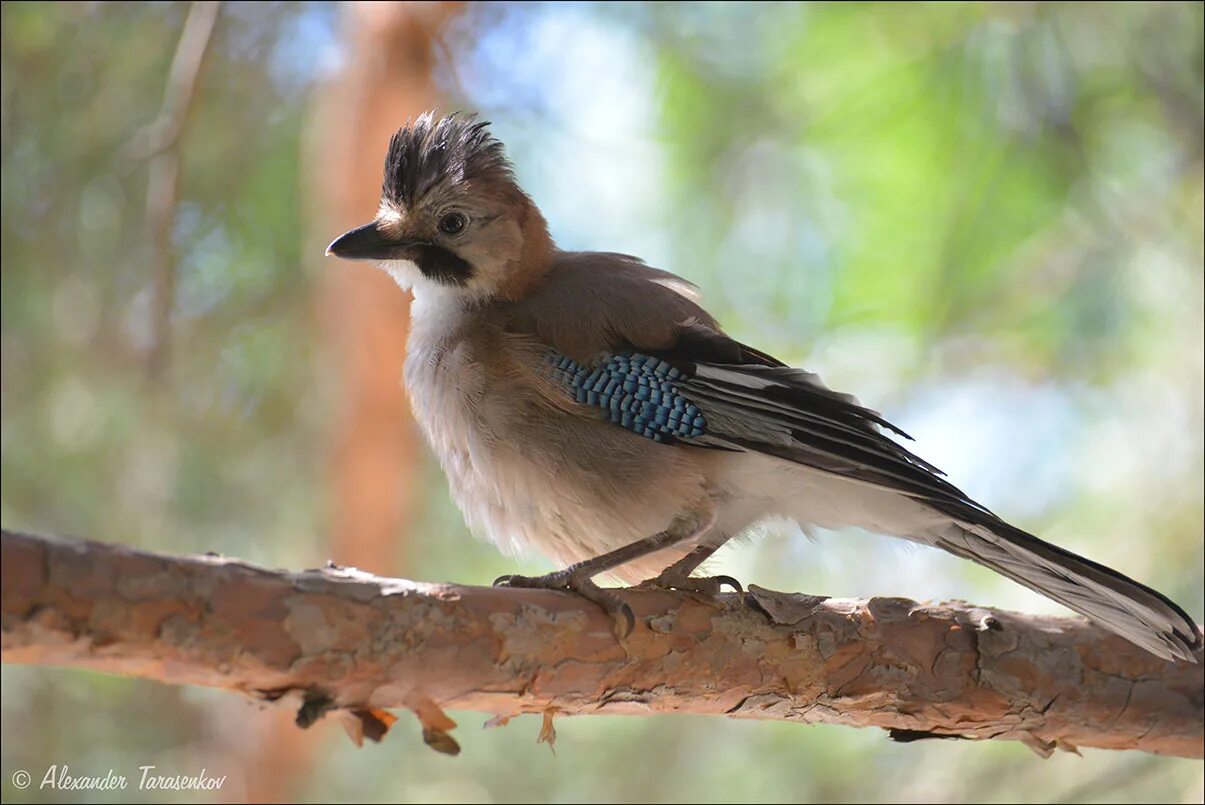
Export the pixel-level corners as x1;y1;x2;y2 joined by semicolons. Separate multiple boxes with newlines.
326;222;423;261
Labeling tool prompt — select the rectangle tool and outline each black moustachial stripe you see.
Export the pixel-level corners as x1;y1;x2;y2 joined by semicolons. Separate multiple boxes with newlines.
411;244;473;286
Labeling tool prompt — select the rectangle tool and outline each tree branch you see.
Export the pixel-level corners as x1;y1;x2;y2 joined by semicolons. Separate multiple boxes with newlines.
131;1;221;379
1;529;1201;758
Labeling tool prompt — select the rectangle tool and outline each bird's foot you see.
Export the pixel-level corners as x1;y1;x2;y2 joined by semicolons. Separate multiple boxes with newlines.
637;571;743;599
494;571;636;639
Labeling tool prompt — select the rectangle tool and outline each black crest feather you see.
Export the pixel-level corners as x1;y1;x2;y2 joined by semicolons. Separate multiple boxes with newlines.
382;112;514;206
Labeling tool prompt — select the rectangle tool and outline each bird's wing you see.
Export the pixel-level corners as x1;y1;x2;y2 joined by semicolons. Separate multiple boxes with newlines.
514;252;979;511
660;323;980;507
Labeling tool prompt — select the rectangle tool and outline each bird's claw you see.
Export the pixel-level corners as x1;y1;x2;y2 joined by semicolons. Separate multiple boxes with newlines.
493;571;570;589
638;572;744;598
492;571;635;639
578;582;635;640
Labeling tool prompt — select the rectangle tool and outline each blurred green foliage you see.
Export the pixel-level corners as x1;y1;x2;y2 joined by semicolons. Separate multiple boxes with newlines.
2;2;1202;803
1;2;326;563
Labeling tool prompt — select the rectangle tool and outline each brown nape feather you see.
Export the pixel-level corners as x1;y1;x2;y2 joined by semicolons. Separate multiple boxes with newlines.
499;196;556;301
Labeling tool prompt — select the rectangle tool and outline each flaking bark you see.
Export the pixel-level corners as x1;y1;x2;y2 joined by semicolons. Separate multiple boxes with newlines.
1;529;1201;758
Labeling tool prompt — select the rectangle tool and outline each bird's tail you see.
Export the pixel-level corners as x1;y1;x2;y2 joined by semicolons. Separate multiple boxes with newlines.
931;514;1202;662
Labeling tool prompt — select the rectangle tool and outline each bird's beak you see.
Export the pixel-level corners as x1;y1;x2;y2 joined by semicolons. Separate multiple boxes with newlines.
325;222;421;261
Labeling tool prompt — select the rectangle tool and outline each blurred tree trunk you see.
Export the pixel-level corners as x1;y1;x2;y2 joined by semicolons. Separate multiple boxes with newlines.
316;1;462;576
241;4;462;801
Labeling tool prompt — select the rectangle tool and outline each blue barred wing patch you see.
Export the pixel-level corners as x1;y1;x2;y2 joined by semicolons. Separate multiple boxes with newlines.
546;353;706;442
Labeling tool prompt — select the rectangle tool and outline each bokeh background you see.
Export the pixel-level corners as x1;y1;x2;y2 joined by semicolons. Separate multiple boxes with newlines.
2;2;1203;803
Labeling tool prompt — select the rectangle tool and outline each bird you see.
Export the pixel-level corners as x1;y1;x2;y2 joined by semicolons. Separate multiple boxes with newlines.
326;111;1202;663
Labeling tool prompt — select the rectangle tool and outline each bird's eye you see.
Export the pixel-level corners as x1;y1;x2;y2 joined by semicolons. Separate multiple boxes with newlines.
438;212;467;236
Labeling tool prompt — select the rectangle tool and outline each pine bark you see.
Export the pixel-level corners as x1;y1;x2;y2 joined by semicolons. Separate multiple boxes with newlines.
2;529;1201;759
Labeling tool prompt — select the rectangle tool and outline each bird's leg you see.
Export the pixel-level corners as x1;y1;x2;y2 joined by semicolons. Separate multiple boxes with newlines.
495;504;717;637
636;538;742;597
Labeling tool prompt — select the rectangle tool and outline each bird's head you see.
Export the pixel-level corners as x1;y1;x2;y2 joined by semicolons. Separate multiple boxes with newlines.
326;112;552;301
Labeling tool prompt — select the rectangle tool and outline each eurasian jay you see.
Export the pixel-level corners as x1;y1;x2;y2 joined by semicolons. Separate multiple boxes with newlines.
327;112;1201;662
